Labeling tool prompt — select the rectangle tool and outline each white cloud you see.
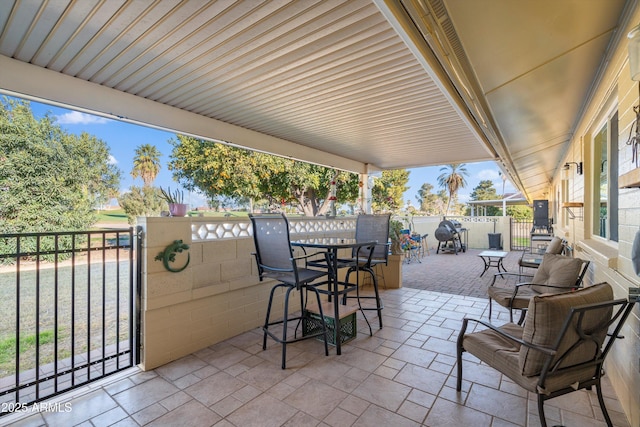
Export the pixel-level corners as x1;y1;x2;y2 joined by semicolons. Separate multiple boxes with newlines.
477;168;500;181
55;111;110;125
108;155;118;165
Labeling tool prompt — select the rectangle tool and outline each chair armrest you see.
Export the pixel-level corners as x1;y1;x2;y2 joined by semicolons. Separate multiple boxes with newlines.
514;282;579;291
510;283;579;306
293;250;330;264
490;272;534;287
354;242;389;265
519;248;531;259
513;281;536;287
460;317;556;356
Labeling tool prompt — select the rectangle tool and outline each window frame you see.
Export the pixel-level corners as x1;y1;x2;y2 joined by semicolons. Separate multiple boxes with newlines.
590;106;618;243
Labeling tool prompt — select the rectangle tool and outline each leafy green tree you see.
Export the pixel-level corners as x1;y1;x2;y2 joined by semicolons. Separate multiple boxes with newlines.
470;180;499;200
0;98;120;233
437;189;449;215
371;169;409;213
437;163;468;215
469;179;501;216
507;205;533;220
415;182;445;215
118;186;165;224
131;144;161;187
120;145;166;222
167;135;359;216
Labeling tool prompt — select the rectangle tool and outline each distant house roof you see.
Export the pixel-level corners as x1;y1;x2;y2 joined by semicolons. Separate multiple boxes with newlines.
467;192;529;207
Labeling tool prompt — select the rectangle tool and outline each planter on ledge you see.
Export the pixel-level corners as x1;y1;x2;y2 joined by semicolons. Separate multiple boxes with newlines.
168;203;188;217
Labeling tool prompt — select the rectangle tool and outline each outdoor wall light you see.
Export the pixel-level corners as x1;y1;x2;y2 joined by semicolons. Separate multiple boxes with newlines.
628;24;640;80
564;162;583;175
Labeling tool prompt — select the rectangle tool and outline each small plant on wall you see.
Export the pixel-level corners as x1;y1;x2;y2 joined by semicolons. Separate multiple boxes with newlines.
159;186;184;204
159;186;188;217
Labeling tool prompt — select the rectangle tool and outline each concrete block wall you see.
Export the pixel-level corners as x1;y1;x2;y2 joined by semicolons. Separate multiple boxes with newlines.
140;217;276;370
407;215;511;250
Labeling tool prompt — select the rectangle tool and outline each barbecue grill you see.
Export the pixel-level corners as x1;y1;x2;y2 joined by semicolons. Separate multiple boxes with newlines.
434;220;466;254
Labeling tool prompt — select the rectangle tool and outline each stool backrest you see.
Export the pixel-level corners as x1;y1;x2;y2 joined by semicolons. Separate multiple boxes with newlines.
249;213;294;277
354;213;390;262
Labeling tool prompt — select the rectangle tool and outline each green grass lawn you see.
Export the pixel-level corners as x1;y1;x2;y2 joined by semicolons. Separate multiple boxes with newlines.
513;237;530;247
96;209;128;223
0;260;132;376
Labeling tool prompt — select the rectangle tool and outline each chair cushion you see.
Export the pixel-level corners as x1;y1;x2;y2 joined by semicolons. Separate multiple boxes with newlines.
462;322;523;368
519;283;613;377
545;236;564;254
530;254;583;293
488;286;538;310
461;322;547;392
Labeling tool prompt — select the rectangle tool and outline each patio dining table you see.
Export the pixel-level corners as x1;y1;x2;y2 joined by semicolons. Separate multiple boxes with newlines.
291;237;377;355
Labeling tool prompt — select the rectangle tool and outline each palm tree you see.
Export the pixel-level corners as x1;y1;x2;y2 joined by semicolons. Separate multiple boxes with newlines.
131;144;161;187
437;163;469;215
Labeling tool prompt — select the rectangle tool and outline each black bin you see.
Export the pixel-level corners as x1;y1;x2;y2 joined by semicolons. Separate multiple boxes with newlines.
488;233;502;250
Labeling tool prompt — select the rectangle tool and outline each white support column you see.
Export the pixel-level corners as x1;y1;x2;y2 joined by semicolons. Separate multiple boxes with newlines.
359;173;372;214
362;165;382;214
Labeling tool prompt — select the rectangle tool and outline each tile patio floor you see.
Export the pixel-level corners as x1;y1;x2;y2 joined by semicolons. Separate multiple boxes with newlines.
2;249;630;427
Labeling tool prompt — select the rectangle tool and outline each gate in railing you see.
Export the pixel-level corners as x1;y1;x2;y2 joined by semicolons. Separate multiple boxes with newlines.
510;220;533;250
0;228;140;415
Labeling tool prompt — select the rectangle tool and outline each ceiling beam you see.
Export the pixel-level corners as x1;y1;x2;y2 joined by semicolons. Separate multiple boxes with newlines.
0;54;368;174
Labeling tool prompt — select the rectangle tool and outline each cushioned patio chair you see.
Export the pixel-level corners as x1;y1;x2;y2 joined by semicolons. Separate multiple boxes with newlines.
518;236;566;274
457;283;635;427
488;253;589;323
249;213;329;369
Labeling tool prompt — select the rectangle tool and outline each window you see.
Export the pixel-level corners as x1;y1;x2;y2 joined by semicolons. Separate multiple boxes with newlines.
592;111;618;242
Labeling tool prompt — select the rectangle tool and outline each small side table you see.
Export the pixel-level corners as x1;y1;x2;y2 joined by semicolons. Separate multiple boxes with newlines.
478;250;508;277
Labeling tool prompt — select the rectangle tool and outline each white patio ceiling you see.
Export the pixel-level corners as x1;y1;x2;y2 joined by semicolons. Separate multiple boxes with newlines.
0;0;631;202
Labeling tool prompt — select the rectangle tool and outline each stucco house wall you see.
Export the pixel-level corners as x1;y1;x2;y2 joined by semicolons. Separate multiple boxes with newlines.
550;8;640;425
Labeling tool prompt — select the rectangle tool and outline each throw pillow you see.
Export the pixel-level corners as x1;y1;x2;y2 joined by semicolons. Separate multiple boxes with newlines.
545;236;564;254
519;283;613;376
531;253;584;294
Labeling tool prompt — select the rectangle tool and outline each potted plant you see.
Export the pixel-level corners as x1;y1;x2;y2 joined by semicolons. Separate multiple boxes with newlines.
159;186;188;217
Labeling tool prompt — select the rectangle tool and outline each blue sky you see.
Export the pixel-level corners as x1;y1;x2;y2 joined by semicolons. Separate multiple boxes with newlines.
405;163;516;206
23;97;516;208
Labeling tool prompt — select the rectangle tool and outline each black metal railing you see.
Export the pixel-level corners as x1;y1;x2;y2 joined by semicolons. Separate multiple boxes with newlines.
510;219;533;250
0;228;139;414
